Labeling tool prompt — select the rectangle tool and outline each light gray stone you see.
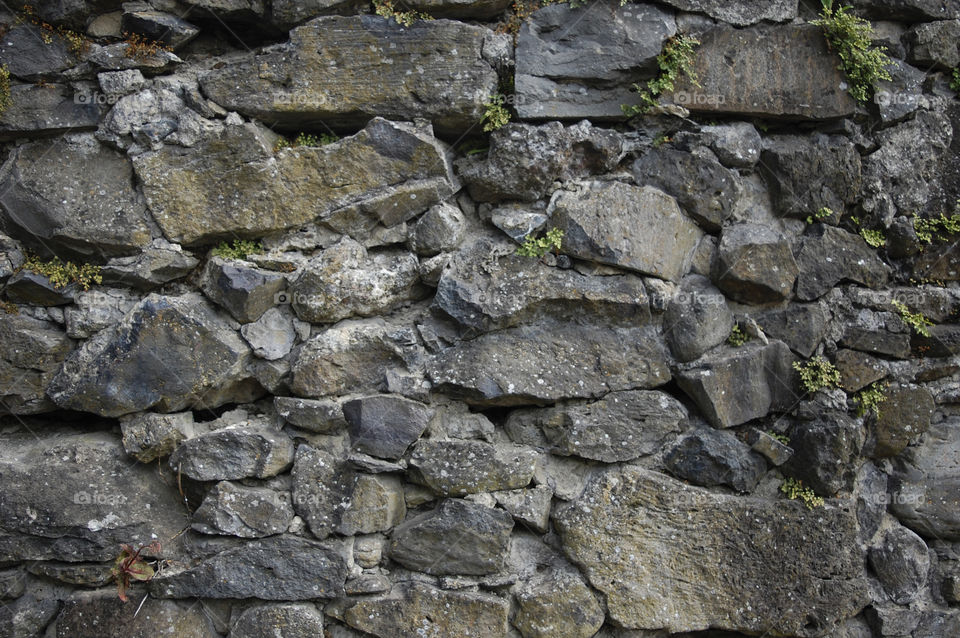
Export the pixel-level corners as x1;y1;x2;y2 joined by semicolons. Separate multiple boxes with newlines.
409;440;538;496
169;423;295;481
241;307;296;360
192;482;294;538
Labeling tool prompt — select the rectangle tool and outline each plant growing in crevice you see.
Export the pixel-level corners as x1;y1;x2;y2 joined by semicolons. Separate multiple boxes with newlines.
892;300;933;337
17;5;90;56
372;0;432;26
482;94;511;132
727;324;748;346
780;477;824;509
806;206;833;224
22;254;102;290
793;356;841;393
517;228;564;258
111;541;162;602
274;132;339;152
122;32;171;60
812;0;892;104
623;33;701;117
0;65;11;117
211;239;263;260
913;206;960;244
951;67;960;96
859;227;886;248
855;381;887;418
768;431;790;445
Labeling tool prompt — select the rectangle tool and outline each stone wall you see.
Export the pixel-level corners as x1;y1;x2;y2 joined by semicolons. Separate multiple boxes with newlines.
1;0;959;636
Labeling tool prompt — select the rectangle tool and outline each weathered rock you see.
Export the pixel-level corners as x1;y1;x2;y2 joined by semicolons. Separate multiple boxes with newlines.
275;396;346;433
0;25;76;78
548;181;703;282
55;591;218;638
890;419;960;540
199;16;496;135
291;445;353;540
433;236;650;332
169;423;295;481
656;0;797;25
908;20;960;69
64;288;138;339
0;312;73;415
3;270;77;306
99;240;199;289
133;118;456;246
290;239;422;323
554;466;869;635
120;410;198;462
389;499;513;575
701;122;762;168
200;257;286;324
664;428;767;493
835;348;888;393
783;414;865;496
229;603;324;638
270;0;364;28
457;122;622;203
713;223;799;303
492;486;552;534
0;135;154;258
48;293;260;417
747;428;794;466
151;535;347;599
343;395;433;460
341;581;509;638
873;59;927;126
869;526;930;604
121;6;200;49
241;307;296;360
409;203;466;257
431;411;495;442
514;2;675;120
0;233;24;283
855;0;960;21
868;385;934;458
192;482;294;538
794;225;891;301
513;569;605;638
181;0;265;21
663;275;734;362
0;432;188;562
409;440;537;495
0;83;102;141
88;41;183;73
428;321;671;406
756;303;829;358
864;603;921;636
0;589;60;637
337;474;406;536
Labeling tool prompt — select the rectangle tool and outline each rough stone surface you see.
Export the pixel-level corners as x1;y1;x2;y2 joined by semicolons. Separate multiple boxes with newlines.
275;396;346;433
54;592;218;638
783;414;865;496
908;20;960;69
291;445;353;540
229;603;325;638
337;474;406;536
100;240;199;289
0;313;73;415
868;385;934;458
869;525;930;604
343;395;434;460
409;440;537;496
0;83;102;141
513;569;605;638
169;423;295;481
120;411;197;462
492;486;552;534
757;303;829;358
200;257;286;324
713;223;799;303
241;307;297;360
655;0;797;25
192;482;294;538
664;428;767;493
663;275;734;362
794;225;891;301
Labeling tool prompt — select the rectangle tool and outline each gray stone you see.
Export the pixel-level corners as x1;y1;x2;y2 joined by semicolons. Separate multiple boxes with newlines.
432;411;495;442
914;611;960;638
873;59;928;126
121;7;200;49
169;423;295;481
241;307;296;360
701;122;762;168
229;603;324;638
835;348;887;393
492;486;552;534
181;0;265;21
868;525;930;604
868;384;934;458
270;0;361;29
0;313;73;415
747;428;794;466
55;591;218;638
663;275;734;362
100;240;199;289
864;603;921;636
3;270;76;306
48;293;260;417
410;203;466;257
554;466;869;635
0;25;76;78
343;395;433;460
401;0;512;18
513;569;605;638
0;233;24;284
192;482;294;538
0;568;24;599
64;288;138;339
409;440;538;496
664;428;768;493
0;83;102;141
783;414;865;496
428;321;671;406
1;589;60;638
890;419;960;540
290;239;422;323
655;0;797;25
199;16;496;135
855;0;959;21
274;396;346;433
291;445;353;540
548;181;703;282
389;499;513;575
756;303;828;358
200;257;286;324
120;410;198;462
337;474;406;536
794;225;891;301
908;20;960;69
488;204;548;243
713;223;799;303
633;148;741;231
97;69;147;97
151;535;347;600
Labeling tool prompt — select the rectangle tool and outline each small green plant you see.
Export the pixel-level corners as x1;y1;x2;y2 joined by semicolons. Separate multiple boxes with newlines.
22;255;102;290
812;1;893;104
793;356;841;393
860;228;886;248
212;239;263;260
780;477;824;509
623;33;701;117
727;324;748;346
652;133;672;148
111;541;161;602
372;0;432;26
517;228;564;258
892;300;933;337
482;94;511;132
768;431;791;445
855;381;887;418
0;65;11;117
806;206;834;224
950;67;960;96
913;207;960;244
274;132;339;152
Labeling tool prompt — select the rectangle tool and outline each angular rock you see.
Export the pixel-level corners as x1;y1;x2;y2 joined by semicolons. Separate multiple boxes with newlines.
181;0;265;21
121;7;200;49
0;25;76;78
120;410;198;462
169;423;294;481
663;275;734;362
664;428;767;493
342;395;433;460
151;535;347;599
428;321;671;406
192;482;294;538
55;591;218;638
275;396;346;433
0;83;102;141
783;414;865;496
241;307;296;360
0;589;60;637
747;428;794;466
409;203;466;257
548;181;703;282
64;288;138;339
513;569;604;638
200;257;286;324
794;225;891;301
199;16;496;135
713;223;799;303
492;486;552;534
409;440;537;496
554;466;869;635
701;122;762;168
656;0;797;25
270;0;364;29
388;499;513;575
337;474;406;536
908;20;960;69
88;42;183;73
290;239;422;324
835;348;888;393
3;270;77;306
868;526;930;604
48;293;260;417
873;59;927;126
133;118;456;246
291;445;353;540
756;303;828;358
0;232;24;283
868;384;933;458
855;0;960;20
230;603;325;638
0;312;73;415
890;419;960;540
341;582;509;638
99;240;199;289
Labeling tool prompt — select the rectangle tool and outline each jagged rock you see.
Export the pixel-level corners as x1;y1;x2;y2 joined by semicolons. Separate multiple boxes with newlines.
151;535;347;599
290;239;422;324
668;25;856;119
513;569;605;638
180;0;265;21
505;390;686;462
274;397;346;433
890;419;960;540
432;411;495;441
747;429;794;466
664;428;767;493
756;303;829;358
0;135;154;258
0;25;76;78
663;275;734;362
241;307;296;360
0;568;24;599
99;240;199;289
910;323;960;356
0;313;73;415
121;6;200;49
457;122;622;202
192;482;294;538
548;181;703;282
492;486;552;534
200;257;286;324
713;223;799;303
794;225;891;301
133;118;456;246
488;204;548;243
229;603;324;638
908;20;960;69
855;0;960;21
409;440;537;496
341;581;509;637
783;414;865;496
120;411;198;462
655;0;797;25
269;0;364;29
27;562;113;589
409;203;466;257
835;348;888;393
291;445;353;540
914;611;960;638
867;385;934;458
873;59;927;126
841;319;909;360
700;122;762;168
1;589;60;637
633;148;741;231
88;42;183;73
388;499;513;575
337;474;406;536
3;270;77;306
554;466;869;635
55;591;218;638
865;603;921;636
48;293;260;417
343;395;433;460
199;16;496;135
514;2;676;119
428;321;671;406
869;526;930;604
0;233;24;283
675;341;798;429
0;83;102;141
0;432;188;562
64;288;138;338
169;423;295;481
433;236;650;332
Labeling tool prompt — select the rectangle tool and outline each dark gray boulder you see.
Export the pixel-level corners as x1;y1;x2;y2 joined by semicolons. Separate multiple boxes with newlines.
342;395;434;460
664;428;768;493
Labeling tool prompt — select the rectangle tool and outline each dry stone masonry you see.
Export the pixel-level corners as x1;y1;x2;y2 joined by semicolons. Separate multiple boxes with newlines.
1;0;960;637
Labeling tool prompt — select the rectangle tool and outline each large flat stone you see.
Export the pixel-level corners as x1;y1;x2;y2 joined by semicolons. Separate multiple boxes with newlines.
0;84;102;141
655;0;797;26
0;313;73;415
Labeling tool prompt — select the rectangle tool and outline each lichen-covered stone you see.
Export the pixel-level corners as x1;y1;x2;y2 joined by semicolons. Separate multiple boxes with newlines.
492;486;552;534
229;603;325;638
408;440;537;496
291;445;353;540
169;423;295;481
55;591;218;638
120;411;198;462
343;395;434;460
794;225;891;301
713;223;799;303
200;257;286;324
513;569;604;638
192;482;294;538
867;385;934;458
0;313;73;415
